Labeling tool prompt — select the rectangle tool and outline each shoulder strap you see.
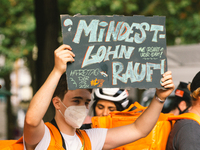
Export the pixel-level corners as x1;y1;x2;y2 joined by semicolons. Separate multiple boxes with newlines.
168;113;200;124
76;129;91;150
45;122;65;150
50;118;66;149
46;121;91;150
122;101;146;112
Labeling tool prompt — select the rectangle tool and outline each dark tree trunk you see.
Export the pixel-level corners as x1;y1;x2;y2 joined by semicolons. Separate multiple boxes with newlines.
34;0;60;122
4;75;15;139
137;89;145;104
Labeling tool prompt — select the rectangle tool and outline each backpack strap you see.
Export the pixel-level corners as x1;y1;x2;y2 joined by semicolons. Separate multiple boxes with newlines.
45;122;65;150
122;101;146;113
168;113;200;124
50;118;66;149
76;129;91;150
46;122;91;150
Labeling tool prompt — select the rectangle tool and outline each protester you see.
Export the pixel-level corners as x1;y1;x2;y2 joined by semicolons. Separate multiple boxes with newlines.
81;88;130;129
23;44;174;150
166;71;200;150
162;81;192;115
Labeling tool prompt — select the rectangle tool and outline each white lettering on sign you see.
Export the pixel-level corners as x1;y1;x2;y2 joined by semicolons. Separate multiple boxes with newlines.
71;20;165;44
112;59;166;85
82;45;135;68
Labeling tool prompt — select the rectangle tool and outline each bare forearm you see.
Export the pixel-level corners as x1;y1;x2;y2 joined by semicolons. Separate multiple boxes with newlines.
104;71;174;150
25;68;62;126
134;96;164;137
104;97;164;149
134;71;174;138
23;45;74;149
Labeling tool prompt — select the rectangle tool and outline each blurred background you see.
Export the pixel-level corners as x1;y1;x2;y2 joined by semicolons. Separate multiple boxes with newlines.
0;0;200;140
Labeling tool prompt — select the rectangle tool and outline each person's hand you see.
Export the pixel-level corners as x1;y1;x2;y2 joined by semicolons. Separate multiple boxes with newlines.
53;44;75;75
156;71;175;100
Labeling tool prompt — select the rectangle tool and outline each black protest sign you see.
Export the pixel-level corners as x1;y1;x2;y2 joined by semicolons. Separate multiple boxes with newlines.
60;15;167;90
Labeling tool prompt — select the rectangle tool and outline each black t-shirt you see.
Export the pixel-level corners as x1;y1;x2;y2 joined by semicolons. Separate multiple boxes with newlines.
166;119;200;150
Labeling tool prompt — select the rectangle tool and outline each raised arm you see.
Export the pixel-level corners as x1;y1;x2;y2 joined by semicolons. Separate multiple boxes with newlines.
103;71;175;150
23;44;74;149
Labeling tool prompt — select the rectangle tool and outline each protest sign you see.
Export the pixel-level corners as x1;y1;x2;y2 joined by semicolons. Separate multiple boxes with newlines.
60;14;167;90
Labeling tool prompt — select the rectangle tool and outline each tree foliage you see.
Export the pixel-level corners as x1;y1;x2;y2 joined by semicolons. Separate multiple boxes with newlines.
67;0;200;45
0;0;35;77
0;0;199;81
0;0;199;139
0;0;35;139
0;0;199;83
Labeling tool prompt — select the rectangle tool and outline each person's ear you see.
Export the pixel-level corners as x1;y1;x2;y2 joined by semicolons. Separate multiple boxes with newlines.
178;100;187;111
52;97;61;110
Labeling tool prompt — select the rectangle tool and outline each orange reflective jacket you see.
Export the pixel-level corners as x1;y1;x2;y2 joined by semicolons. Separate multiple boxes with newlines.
0;122;91;150
92;102;200;150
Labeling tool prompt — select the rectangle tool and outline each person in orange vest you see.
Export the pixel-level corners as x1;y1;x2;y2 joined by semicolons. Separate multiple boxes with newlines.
162;81;192;115
166;71;200;150
81;88;130;129
23;44;175;150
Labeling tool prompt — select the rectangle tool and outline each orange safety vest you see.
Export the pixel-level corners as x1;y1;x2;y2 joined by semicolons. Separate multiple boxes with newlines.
0;122;91;150
92;102;200;150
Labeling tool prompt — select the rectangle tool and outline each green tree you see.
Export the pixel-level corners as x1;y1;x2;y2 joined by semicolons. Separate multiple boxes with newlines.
1;0;199;139
68;0;200;45
64;0;200;102
0;0;35;75
0;0;35;139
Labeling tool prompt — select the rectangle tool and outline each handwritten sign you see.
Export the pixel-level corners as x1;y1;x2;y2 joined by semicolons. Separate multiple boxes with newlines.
60;15;167;90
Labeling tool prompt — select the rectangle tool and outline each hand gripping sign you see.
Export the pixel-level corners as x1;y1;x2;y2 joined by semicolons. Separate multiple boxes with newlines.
60;14;167;90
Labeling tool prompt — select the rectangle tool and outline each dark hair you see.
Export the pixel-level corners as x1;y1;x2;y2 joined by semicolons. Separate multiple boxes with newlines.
53;73;92;100
92;99;124;116
53;73;68;100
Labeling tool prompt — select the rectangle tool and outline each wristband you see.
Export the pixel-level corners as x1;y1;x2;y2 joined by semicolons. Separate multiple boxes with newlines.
155;93;166;103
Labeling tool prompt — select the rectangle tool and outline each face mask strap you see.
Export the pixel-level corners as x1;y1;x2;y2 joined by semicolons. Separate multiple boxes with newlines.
58;109;65;118
58;98;68;109
180;105;190;114
57;98;68;118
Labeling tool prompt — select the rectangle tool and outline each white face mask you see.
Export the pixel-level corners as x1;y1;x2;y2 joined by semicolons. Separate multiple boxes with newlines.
58;100;88;128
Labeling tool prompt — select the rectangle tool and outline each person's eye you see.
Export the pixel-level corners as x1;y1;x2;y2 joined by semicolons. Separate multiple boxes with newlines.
85;102;89;108
73;100;80;104
97;105;104;109
109;108;116;112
